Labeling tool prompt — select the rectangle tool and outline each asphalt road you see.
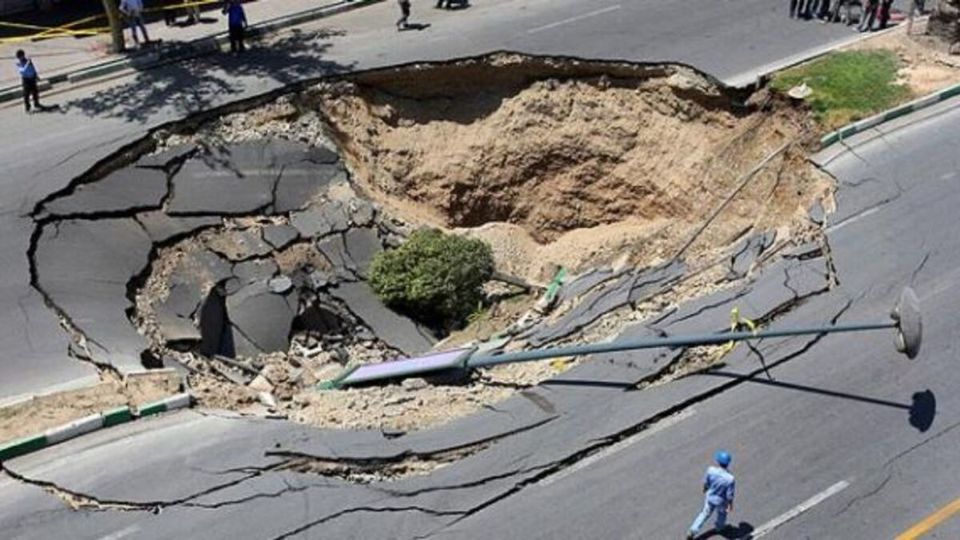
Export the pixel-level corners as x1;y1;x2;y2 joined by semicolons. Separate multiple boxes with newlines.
0;0;949;539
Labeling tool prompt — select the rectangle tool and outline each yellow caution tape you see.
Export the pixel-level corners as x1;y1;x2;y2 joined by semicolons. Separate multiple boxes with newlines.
722;306;758;354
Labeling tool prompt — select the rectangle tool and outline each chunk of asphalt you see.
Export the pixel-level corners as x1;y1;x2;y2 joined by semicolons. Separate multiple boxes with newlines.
136;211;221;243
528;272;636;347
343;227;383;278
261;224;299;249
348;198;377;227
160;281;203;318
33;219;153;371
628;259;686;304
136;143;198;169
320;199;350;233
328;281;435;356
207;228;274;261
175;249;234;286
317;233;357;281
232;259;279;286
226;281;297;355
42;167;168;217
557;267;617;305
273;163;346;214
726;231;775;281
807;198;826;225
290;206;333;238
167;149;276;215
268;275;293;294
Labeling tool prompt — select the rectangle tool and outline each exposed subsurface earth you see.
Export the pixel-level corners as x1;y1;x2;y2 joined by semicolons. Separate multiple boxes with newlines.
20;54;834;435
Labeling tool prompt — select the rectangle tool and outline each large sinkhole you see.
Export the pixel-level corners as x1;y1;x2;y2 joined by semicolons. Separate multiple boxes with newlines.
32;53;832;433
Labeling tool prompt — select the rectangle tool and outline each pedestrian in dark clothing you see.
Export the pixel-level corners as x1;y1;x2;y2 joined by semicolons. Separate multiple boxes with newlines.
223;0;248;53
877;0;894;28
859;0;879;30
397;0;411;29
15;49;41;114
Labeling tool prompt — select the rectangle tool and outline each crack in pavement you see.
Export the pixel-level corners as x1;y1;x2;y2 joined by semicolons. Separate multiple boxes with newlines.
832;471;892;517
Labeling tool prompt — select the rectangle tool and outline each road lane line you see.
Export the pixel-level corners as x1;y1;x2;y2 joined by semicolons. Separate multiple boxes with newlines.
750;480;851;538
535;409;695;487
526;5;621;34
98;524;141;540
896;497;960;540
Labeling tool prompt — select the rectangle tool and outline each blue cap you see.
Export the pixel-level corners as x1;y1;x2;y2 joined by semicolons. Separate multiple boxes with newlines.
714;450;732;467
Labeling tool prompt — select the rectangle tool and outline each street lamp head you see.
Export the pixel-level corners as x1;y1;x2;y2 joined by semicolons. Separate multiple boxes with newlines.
892;287;922;359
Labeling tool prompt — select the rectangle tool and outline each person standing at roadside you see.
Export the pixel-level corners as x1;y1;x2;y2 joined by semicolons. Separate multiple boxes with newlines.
397;0;411;30
687;451;736;540
859;0;880;30
119;0;150;48
15;49;41;114
223;0;248;53
877;0;894;28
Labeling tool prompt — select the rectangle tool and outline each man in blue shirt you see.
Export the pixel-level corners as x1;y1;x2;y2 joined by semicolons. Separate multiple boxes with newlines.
222;0;248;53
687;450;736;539
15;49;41;114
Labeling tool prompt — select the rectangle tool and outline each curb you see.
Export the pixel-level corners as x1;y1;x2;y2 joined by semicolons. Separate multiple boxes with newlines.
820;81;960;148
0;0;383;104
0;392;192;462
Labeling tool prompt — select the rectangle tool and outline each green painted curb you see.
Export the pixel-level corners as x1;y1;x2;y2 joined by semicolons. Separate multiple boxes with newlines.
102;406;133;427
820;81;960;149
0;435;47;461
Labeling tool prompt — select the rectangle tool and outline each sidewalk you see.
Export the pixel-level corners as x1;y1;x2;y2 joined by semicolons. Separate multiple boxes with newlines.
0;0;380;92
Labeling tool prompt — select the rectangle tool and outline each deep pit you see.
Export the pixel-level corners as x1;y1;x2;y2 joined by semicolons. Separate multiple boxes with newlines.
30;54;833;434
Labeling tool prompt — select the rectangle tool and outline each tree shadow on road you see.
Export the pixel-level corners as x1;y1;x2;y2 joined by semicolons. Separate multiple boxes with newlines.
706;370;936;433
64;28;354;123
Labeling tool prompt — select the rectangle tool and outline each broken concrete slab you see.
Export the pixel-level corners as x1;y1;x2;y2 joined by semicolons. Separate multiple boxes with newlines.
226;281;297;355
829;175;902;229
136;211;220;243
136;143;197;169
207;229;274;261
329;281;435;356
42;167;168;217
343;227;383;278
807;199;826;225
156;311;202;344
261;224;299;250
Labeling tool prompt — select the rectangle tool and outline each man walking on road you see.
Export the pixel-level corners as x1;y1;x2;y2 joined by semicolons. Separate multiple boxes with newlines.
119;0;150;48
15;50;41;114
223;0;248;53
687;450;736;539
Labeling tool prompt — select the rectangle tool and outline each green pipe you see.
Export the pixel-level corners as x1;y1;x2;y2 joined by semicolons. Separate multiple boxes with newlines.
467;321;896;368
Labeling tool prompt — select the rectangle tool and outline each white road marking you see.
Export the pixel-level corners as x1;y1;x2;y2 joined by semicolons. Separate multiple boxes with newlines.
526;5;621;34
536;409;695;487
98;524;141;540
750;480;851;538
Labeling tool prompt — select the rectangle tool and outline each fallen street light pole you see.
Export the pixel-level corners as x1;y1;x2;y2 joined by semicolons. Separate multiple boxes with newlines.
319;288;921;389
470;287;922;368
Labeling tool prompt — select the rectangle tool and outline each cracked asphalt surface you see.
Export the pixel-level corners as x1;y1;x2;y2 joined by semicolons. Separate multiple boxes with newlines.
0;0;955;538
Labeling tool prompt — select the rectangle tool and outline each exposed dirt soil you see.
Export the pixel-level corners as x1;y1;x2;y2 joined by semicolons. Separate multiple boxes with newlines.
849;19;960;95
308;54;829;282
0;371;181;443
144;55;834;433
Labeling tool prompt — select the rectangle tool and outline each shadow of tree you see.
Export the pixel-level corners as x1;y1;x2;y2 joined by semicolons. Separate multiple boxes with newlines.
65;28;353;123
